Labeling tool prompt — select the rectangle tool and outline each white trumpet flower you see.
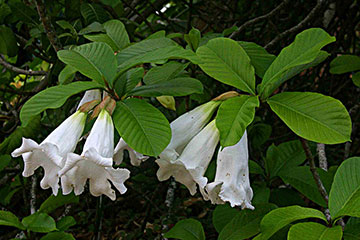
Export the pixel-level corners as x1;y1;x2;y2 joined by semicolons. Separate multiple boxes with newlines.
59;109;130;200
113;138;149;166
76;89;101;110
206;131;254;209
11;110;87;195
159;100;220;162
156;120;219;195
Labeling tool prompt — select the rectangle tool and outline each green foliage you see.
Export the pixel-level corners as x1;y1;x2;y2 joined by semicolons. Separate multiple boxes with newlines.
39;192;79;214
184;28;201;51
22;213;57;233
143;61;189;85
329;157;360;219
260;28;335;99
58;65;77;84
330;55;360;74
80;3;110;24
212;205;238;233
164;218;205;240
56;216;77;231
197;37;256;94
114;67;144;97
113;98;171;156
0;26;18;57
20;81;101;126
57;42;117;85
0;211;25;230
216;95;259;147
288;222;342;240
40;232;75;240
344;217;360;240
267;92;351;144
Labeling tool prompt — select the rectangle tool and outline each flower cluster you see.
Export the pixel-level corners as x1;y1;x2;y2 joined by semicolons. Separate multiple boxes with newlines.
156;101;254;209
11;90;143;200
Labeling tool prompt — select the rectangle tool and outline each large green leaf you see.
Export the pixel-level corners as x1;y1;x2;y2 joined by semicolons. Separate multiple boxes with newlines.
330;55;360;74
143;61;188;85
20;81;101;126
254;206;326;240
196;38;256;94
57;216;76;231
279;166;334;207
260;28;335;98
212;205;239;233
80;3;110;24
128;77;203;97
114;67;144;97
0;211;25;230
267;92;351;144
329;157;360;219
57;42;117;85
164;218;205;240
265;140;306;179
85;19;129;51
238;41;276;78
22;213;57;233
288;222;342;240
39;192;79;214
58;65;76;85
219;204;276;240
113;98;171;156
0;26;18;57
344;217;360;240
216;95;259;147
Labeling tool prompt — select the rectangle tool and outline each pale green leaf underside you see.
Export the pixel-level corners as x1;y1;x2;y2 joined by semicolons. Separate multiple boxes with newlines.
20;81;102;126
113;98;171;156
267;92;351;144
254;206;326;240
260;28;335;98
197;37;256;94
288;222;342;240
329;157;360;219
216;95;259;147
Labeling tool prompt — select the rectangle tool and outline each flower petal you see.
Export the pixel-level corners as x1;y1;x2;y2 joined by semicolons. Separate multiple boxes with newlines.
114;138;149;166
77;89;101;110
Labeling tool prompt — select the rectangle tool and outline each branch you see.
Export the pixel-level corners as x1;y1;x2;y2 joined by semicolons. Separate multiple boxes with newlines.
0;55;47;76
317;143;328;171
265;0;326;50
229;0;289;39
30;174;37;214
34;0;61;52
122;0;155;32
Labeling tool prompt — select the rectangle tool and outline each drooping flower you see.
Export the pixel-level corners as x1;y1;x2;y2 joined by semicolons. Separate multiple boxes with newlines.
159;100;220;162
11;110;87;195
113;138;149;166
59;109;130;200
156;120;219;196
206;131;254;209
76;89;101;110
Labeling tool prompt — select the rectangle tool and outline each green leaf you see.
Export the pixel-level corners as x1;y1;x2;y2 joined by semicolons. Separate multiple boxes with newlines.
20;81;101;126
56;20;77;36
267;92;351;144
249;160;265;175
352;72;360;87
216;95;259;147
114;67;144;97
248;123;272;148
344;217;360;240
219;204;277;240
0;155;11;171
288;222;342;240
196;38;256;94
39;192;79;214
265;140;306;179
80;3;110;24
143;61;189;85
254;206;326;240
22;213;57;233
0;26;18;57
128;77;203;97
269;188;306;207
78;22;105;35
260;28;335;98
330;55;360;74
0;116;40;154
212;205;239;233
113;98;171;156
85;19;129;51
184;27;201;51
0;211;25;230
238;41;276;78
40;232;75;240
279;166;333;207
57;216;76;231
58;65;76;84
164;218;205;240
57;42;117;85
329;157;360;219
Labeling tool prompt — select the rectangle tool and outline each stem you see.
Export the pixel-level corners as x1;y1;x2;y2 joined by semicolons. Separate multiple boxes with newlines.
0;55;47;76
317;143;328;171
95;196;104;240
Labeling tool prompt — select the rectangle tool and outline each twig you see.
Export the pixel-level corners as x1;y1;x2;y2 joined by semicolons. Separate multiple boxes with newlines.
162;178;176;240
317;143;328;171
95;196;104;240
123;0;155;32
0;55;47;76
265;0;326;50
229;0;289;39
34;0;61;52
30;174;37;214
